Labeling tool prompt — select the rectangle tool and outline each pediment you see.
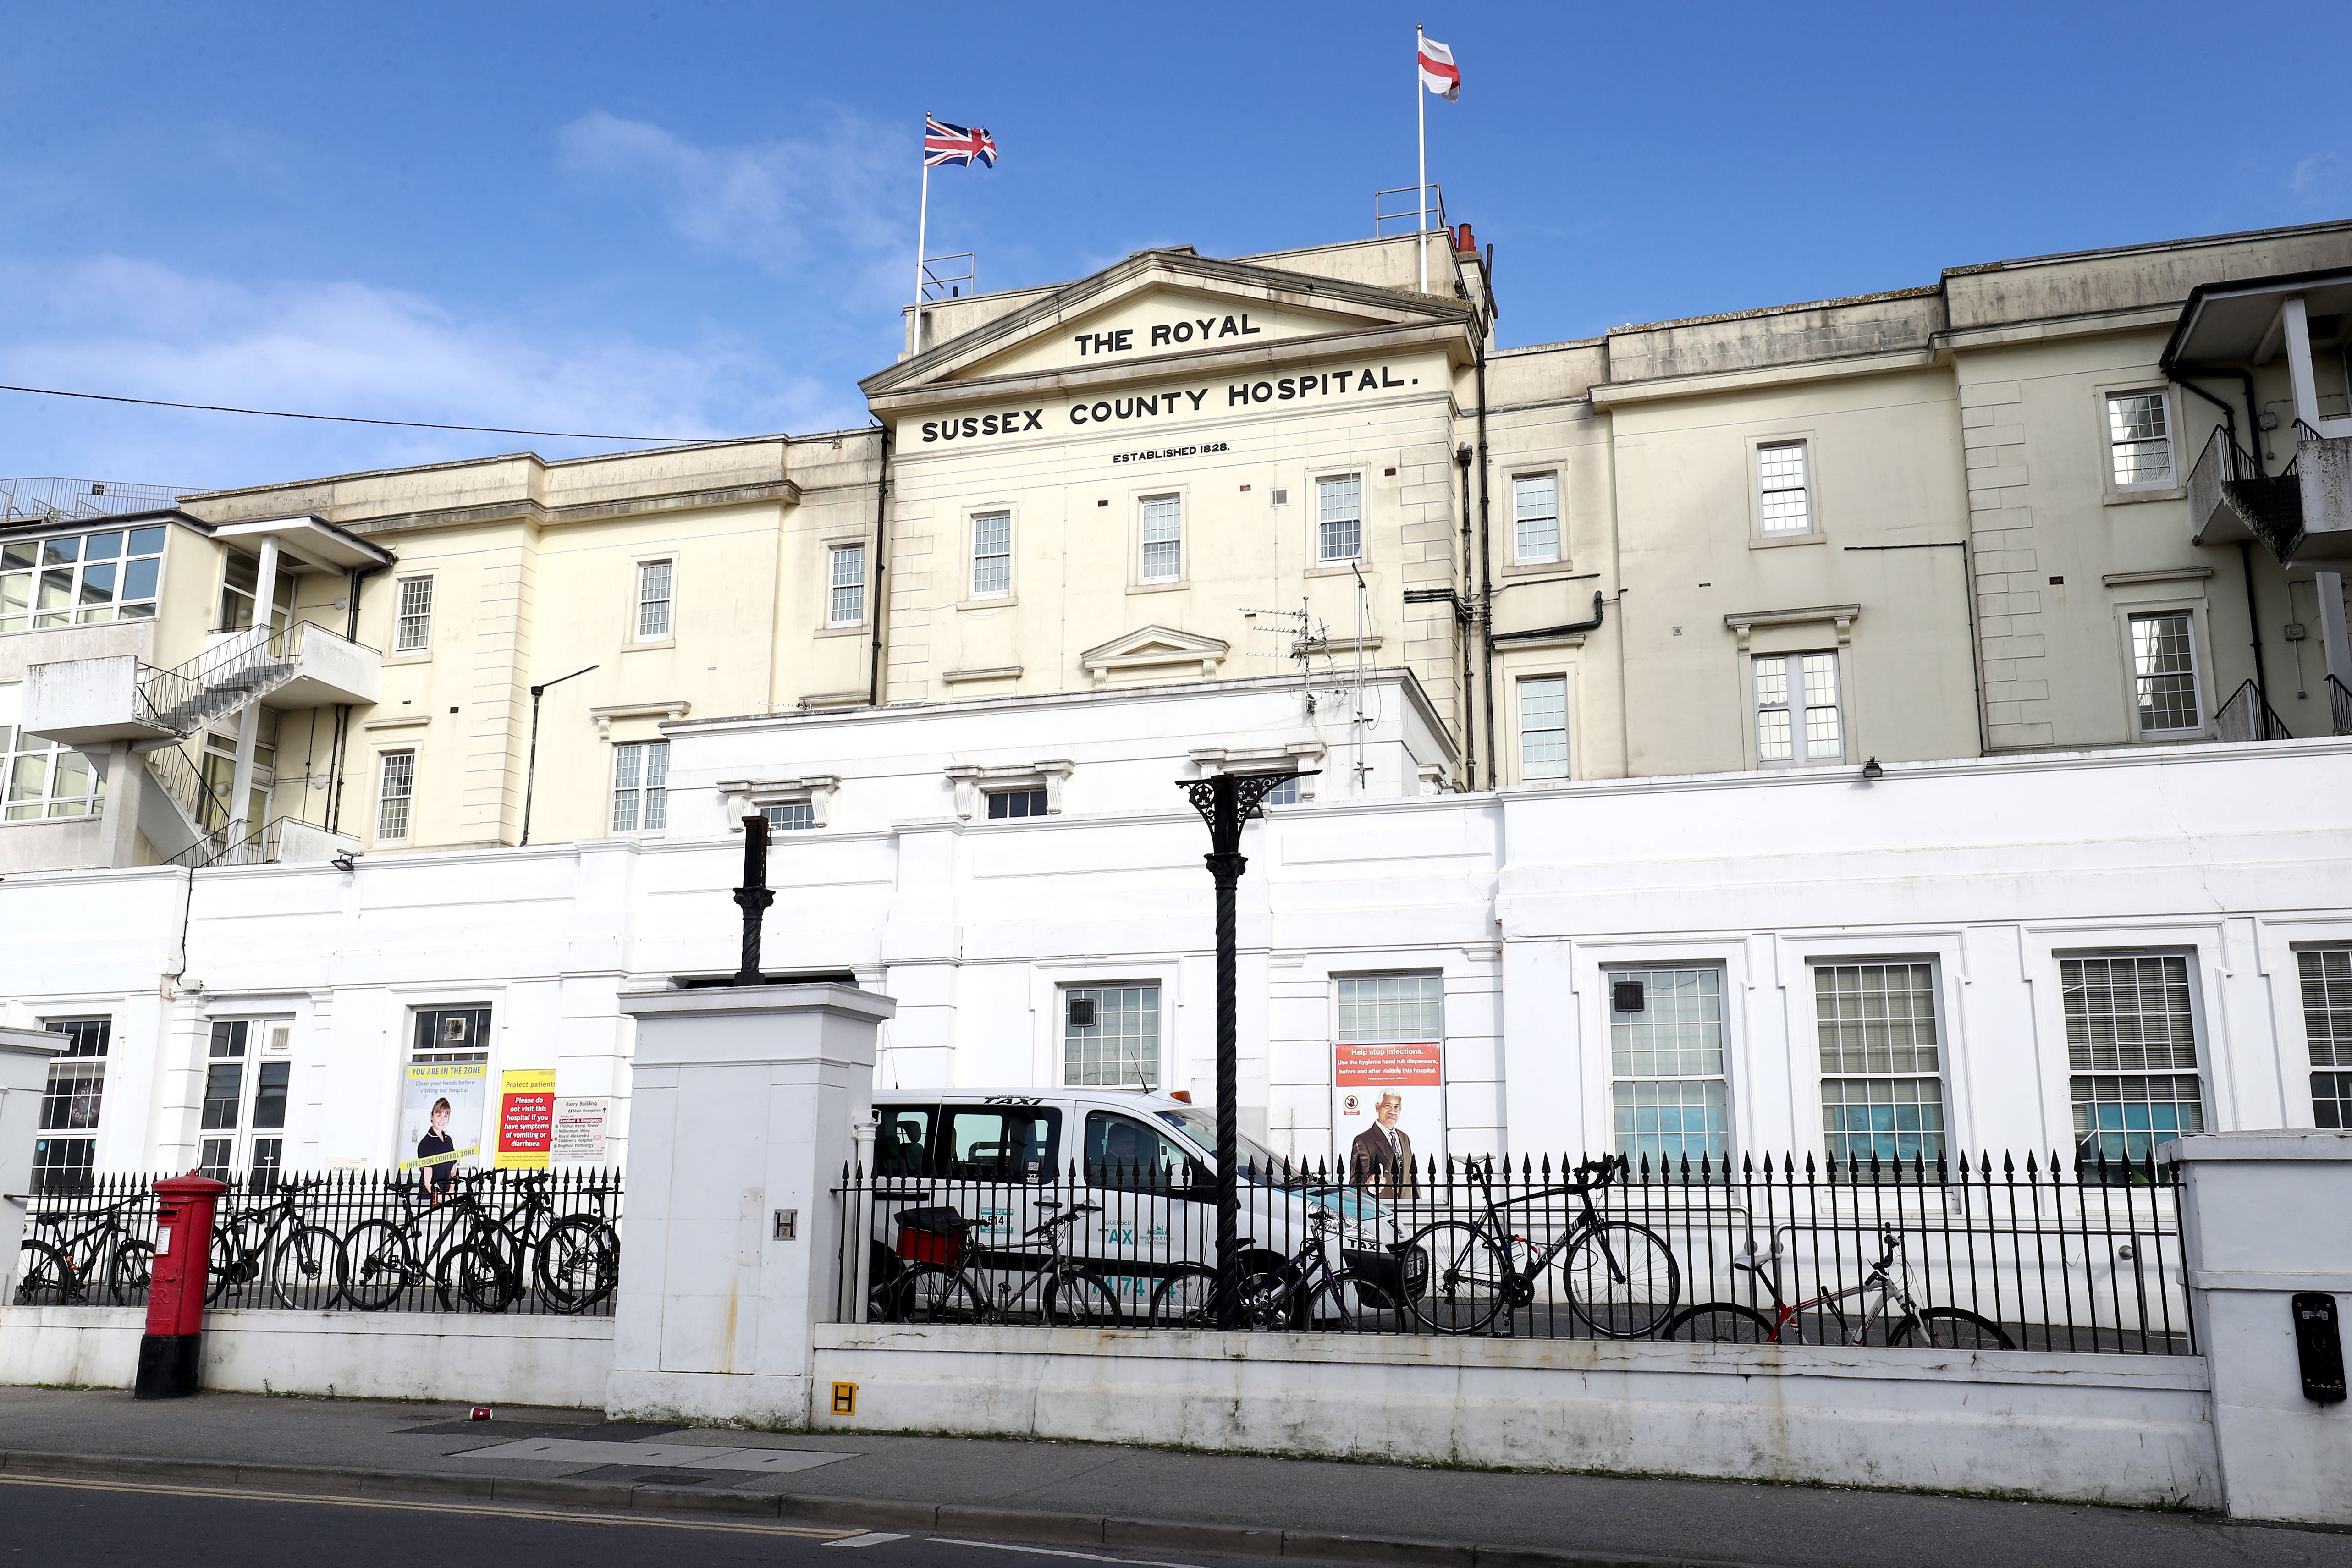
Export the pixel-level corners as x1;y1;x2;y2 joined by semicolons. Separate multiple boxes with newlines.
1079;624;1231;684
864;248;1474;404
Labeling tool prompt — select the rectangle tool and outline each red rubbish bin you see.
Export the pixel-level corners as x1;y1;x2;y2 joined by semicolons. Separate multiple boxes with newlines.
136;1172;227;1400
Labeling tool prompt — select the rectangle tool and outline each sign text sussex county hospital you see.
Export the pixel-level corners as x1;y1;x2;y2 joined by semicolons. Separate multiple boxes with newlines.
917;363;1418;445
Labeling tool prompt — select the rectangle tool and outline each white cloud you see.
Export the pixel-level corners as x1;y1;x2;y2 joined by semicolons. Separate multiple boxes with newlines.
0;256;863;489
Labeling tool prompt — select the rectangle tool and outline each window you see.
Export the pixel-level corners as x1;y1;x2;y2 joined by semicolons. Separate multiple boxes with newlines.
971;512;1011;598
2107;391;2174;488
2299;948;2352;1129
198;719;274;833
1;725;104;821
1139;495;1182;582
1513;473;1560;562
2063;954;2205;1165
2130;612;2201;735
31;1018;109;1195
393;576;433;653
1757;441;1812;535
1518;676;1569;781
1258;775;1299;806
1755;652;1841;764
828;545;866;627
873;1104;937;1177
197;1018;293;1183
611;739;669;832
1316;474;1362;564
986;787;1047;819
761;799;815;832
1338;974;1443;1043
1609;966;1729;1166
1064;983;1161;1088
375;750;414;841
217;548;292;634
942;1105;1060;1181
636;560;673;640
1;525;166;633
1083;1109;1200;1191
1815;963;1946;1165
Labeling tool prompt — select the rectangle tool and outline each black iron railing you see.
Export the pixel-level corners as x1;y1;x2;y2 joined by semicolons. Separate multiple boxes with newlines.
13;1167;622;1317
2330;674;2352;738
2214;678;2293;743
836;1149;2191;1356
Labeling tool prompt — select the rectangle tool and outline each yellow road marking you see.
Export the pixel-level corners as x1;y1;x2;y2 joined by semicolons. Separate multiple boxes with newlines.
0;1470;857;1538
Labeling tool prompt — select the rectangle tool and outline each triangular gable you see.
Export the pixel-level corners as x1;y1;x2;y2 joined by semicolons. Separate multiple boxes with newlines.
864;248;1473;401
1079;624;1232;684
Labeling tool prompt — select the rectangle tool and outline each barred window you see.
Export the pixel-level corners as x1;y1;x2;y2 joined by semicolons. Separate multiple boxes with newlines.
2130;613;2200;735
611;739;669;833
828;545;866;627
2106;391;2173;488
1064;983;1161;1088
375;749;414;842
1757;441;1811;534
2063;954;2204;1163
1513;473;1559;562
0;523;167;634
1815;963;1945;1165
1609;966;1729;1166
636;560;673;640
971;512;1011;598
2299;947;2352;1127
393;576;433;652
1337;974;1444;1043
761;800;815;831
1518;676;1569;781
1140;495;1182;582
1316;474;1362;564
1756;652;1841;764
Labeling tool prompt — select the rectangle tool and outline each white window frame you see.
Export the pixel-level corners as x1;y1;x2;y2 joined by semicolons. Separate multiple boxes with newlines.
32;1017;109;1193
1138;494;1183;584
1755;439;1814;538
1753;649;1844;766
635;559;674;642
970;510;1013;600
198;1016;296;1182
2;723;104;822
610;738;669;833
2057;950;2208;1166
392;575;433;654
1;523;169;635
1061;980;1164;1089
1516;674;1570;781
1813;959;1949;1167
374;749;415;843
827;543;867;628
1511;472;1561;564
2126;609;2204;737
1314;473;1363;566
1605;963;1731;1167
2103;387;2176;493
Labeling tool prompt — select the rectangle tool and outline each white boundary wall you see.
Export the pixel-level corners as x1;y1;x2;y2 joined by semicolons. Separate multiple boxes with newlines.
812;1323;2220;1507
0;1305;613;1408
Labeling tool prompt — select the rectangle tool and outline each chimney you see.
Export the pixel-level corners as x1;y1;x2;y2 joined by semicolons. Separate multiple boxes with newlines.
1454;222;1477;256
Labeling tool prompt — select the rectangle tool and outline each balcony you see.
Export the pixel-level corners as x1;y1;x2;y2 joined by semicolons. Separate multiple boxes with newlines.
22;620;382;748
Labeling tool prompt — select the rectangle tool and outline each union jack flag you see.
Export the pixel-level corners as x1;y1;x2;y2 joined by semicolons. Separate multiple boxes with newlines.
924;117;998;169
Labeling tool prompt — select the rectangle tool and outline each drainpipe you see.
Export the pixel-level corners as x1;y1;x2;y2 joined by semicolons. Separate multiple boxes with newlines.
2173;374;2270;702
1455;442;1476;789
1490;591;1609;651
1474;346;1494;790
868;424;892;707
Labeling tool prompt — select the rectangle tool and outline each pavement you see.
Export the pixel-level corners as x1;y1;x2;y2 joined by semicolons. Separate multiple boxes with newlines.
0;1386;2344;1568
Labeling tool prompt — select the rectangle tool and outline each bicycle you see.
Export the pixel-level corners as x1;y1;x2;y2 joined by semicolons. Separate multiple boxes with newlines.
1659;1223;2016;1349
14;1198;156;1306
207;1177;344;1308
886;1199;1122;1326
339;1172;495;1311
1157;1202;1375;1330
1398;1155;1681;1337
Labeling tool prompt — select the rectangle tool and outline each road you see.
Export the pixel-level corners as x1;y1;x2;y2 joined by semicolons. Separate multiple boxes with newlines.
0;1474;1311;1568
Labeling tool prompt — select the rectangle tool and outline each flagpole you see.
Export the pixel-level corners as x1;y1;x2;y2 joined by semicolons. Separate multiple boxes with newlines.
1416;24;1428;294
914;112;932;323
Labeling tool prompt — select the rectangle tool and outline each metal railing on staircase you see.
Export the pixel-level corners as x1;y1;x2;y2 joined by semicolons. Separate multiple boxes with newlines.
165;815;296;869
2331;674;2352;738
130;621;375;739
141;741;235;835
2214;678;2293;743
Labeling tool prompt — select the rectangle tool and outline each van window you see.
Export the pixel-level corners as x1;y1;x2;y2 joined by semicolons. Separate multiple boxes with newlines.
874;1105;937;1177
1085;1111;1204;1192
943;1106;1061;1180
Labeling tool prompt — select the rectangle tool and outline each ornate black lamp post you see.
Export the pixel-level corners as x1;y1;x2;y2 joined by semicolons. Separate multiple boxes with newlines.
733;812;774;985
1179;769;1309;1324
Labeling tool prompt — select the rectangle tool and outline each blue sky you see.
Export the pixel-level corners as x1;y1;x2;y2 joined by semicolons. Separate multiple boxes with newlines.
4;1;2347;492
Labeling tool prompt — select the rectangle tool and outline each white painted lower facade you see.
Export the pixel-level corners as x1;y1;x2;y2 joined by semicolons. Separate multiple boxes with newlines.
2;667;2349;1174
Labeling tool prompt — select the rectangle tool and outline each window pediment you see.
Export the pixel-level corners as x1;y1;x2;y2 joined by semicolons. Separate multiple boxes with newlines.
1079;625;1231;685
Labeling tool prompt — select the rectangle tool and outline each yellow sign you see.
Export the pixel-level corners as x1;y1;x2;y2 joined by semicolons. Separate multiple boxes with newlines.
830;1382;857;1415
494;1068;558;1170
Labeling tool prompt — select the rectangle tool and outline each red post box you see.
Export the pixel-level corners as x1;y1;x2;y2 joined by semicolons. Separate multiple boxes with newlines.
136;1172;227;1400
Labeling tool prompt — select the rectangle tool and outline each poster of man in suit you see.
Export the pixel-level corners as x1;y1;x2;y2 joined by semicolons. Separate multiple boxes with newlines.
1333;1041;1443;1199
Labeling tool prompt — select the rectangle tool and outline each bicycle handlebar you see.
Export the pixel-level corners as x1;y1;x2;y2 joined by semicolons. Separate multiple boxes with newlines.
1024;1202;1101;1237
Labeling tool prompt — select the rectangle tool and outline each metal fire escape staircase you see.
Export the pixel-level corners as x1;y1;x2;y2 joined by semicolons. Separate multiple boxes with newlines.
128;625;303;854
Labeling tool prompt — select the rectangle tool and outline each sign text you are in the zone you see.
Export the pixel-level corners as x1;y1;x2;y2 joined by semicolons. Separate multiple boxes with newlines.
916;364;1418;444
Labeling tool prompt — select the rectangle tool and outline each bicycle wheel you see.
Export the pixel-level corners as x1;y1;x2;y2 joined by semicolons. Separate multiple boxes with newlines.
1232;1269;1299;1331
14;1240;78;1305
535;1216;620;1314
107;1241;156;1305
1148;1264;1219;1327
1561;1220;1681;1339
894;1264;984;1324
1297;1273;1367;1331
206;1230;254;1306
444;1243;520;1313
268;1226;346;1309
1889;1305;2016;1350
1399;1221;1509;1335
338;1219;415;1310
1659;1302;1778;1343
1041;1271;1121;1327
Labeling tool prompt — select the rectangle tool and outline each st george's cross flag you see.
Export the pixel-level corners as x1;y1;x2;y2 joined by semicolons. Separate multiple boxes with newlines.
924;116;998;168
1418;35;1460;102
